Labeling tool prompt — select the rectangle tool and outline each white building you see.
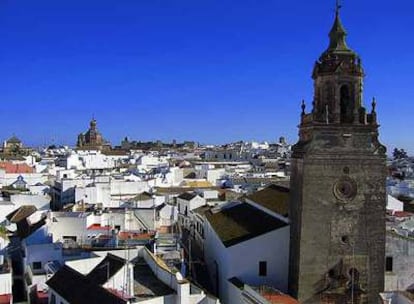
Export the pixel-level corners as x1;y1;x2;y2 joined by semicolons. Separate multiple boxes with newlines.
204;202;290;304
0;171;46;188
46;248;220;304
387;195;405;212
177;192;206;228
196;166;225;186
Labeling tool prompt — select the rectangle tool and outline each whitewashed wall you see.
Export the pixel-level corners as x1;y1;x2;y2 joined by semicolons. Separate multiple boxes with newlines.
204;220;289;304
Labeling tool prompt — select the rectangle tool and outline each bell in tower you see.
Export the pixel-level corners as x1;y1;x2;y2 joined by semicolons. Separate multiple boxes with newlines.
289;2;387;304
311;2;366;126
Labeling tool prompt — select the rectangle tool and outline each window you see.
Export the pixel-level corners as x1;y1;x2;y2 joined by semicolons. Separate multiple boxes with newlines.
386;256;393;272
33;261;42;270
259;261;267;276
63;236;77;242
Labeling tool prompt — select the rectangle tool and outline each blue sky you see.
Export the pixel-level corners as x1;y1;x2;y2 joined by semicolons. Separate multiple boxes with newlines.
1;1;413;152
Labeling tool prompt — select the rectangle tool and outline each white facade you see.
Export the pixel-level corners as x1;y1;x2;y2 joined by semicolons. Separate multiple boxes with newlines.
66;151;121;170
177;196;206;218
0;272;12;302
48;212;91;244
159;205;178;228
65;256;105;275
387;195;404;212
154;167;184;188
137;155;169;168
142;248;220;304
28;184;50;195
196;167;225;186
56;169;77;181
53;178;93;206
204;221;290;304
48;248;219;304
110;179;149;198
0;171;46;188
10;194;50;210
198;190;219;200
103;262;135;297
0;201;20;225
75;182;111;207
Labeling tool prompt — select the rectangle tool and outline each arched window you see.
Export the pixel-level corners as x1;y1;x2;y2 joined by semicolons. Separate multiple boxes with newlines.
340;85;354;123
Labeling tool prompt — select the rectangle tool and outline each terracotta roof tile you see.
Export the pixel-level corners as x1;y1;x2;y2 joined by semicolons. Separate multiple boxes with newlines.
0;162;34;174
6;205;37;223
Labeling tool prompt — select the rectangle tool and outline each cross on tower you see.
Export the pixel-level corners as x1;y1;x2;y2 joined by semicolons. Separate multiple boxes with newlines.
336;0;342;14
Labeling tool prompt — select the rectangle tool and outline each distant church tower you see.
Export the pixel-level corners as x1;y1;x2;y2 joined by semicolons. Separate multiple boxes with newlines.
289;4;387;304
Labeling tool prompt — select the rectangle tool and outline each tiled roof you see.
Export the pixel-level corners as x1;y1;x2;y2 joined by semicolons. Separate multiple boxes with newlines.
393;211;414;218
86;254;126;285
154;186;220;195
87;224;111;231
263;293;299;304
47;265;127;304
206;203;288;247
184;180;213;188
253;286;299;304
102;150;129;156
192;205;211;215
246;184;289;217
0;294;12;304
6;205;37;223
0;162;34;174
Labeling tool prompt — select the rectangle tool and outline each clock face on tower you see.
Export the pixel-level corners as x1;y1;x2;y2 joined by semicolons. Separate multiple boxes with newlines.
333;176;357;201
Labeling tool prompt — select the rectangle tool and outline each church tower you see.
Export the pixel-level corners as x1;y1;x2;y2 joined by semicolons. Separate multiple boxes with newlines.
289;4;387;304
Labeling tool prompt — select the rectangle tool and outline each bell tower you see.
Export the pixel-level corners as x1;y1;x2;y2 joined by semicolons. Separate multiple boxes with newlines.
311;3;364;127
289;3;387;304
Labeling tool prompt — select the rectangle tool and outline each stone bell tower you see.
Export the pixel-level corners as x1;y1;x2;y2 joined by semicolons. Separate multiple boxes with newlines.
288;4;387;304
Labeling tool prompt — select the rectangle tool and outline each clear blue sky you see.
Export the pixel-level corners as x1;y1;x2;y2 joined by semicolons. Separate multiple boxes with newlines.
1;1;412;151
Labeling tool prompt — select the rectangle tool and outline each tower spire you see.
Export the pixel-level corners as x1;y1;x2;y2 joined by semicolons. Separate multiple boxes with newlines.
327;0;351;53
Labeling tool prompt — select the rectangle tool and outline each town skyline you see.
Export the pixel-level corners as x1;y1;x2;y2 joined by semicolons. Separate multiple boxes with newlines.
0;2;412;303
1;1;413;151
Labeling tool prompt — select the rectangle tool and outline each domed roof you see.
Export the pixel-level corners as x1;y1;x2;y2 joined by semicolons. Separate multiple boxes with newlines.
7;136;22;144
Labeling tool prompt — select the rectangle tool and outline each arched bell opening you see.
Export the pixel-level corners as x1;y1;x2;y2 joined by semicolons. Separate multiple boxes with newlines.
340;85;354;123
